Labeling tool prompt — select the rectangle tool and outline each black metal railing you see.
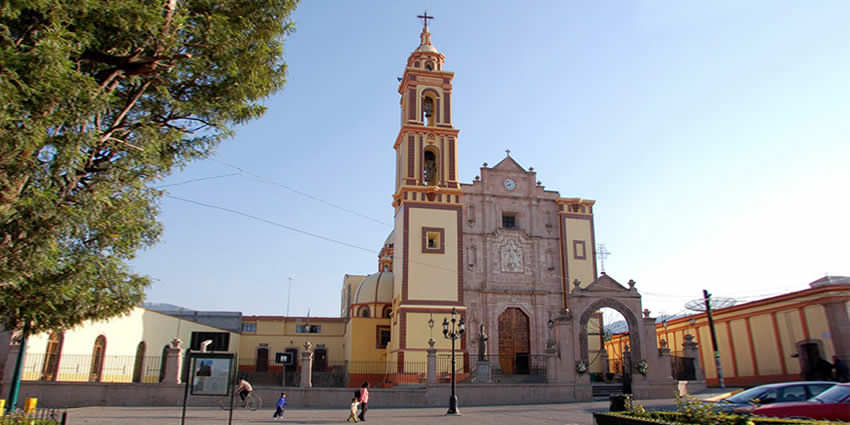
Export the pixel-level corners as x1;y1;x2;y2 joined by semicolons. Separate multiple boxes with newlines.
480;353;547;377
670;351;696;380
22;353;162;383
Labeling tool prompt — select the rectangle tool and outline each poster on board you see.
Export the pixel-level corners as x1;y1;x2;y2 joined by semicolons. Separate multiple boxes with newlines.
190;353;233;396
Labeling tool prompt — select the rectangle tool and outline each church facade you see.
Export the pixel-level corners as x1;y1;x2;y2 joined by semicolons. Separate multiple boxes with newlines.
341;21;610;380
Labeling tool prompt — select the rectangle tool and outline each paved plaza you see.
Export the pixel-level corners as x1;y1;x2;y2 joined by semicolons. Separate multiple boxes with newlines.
64;398;686;425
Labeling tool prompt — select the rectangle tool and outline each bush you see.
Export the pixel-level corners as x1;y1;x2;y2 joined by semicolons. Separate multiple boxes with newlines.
611;396;838;425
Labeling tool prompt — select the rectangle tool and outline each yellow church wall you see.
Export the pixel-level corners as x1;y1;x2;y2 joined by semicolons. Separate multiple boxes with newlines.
406;208;459;302
803;305;834;358
750;314;782;375
403;311;458;350
347;318;391;365
774;311;800;375
728;320;753;377
393;212;405;298
23;307;240;382
698;325;717;380
586;314;604;374
564;216;594;291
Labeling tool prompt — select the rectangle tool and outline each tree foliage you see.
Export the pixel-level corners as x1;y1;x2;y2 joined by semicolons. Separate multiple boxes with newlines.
0;0;298;335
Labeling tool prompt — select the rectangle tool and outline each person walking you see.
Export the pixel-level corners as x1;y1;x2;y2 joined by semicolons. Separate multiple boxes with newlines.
834;355;849;383
273;392;287;420
345;396;360;422
358;381;370;422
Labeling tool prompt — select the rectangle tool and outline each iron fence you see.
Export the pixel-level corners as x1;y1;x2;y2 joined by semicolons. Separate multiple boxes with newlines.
480;353;546;377
22;353;162;383
240;361;430;388
338;360;428;387
670;351;696;380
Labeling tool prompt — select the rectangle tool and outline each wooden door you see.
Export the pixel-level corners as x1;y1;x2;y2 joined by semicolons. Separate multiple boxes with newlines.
498;308;530;374
313;348;328;371
256;347;269;372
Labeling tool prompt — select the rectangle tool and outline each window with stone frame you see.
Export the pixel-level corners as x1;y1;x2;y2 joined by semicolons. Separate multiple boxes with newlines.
376;326;391;348
502;213;517;229
422;227;445;253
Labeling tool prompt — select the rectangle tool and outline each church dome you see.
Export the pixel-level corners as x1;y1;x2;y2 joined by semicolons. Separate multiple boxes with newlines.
383;230;394;248
416;43;439;54
353;271;393;305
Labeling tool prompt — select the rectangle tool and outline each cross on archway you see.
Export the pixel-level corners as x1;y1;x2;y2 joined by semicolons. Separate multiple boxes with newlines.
417;11;434;30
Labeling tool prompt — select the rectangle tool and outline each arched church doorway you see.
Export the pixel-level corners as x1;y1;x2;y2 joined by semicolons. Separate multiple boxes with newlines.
498;307;530;374
579;300;641;396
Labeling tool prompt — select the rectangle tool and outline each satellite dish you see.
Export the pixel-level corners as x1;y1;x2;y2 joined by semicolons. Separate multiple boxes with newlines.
685;297;737;312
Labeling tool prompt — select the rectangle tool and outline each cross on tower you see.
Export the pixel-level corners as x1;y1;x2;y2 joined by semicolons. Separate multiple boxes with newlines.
505;149;511;156
596;244;611;274
417;11;434;30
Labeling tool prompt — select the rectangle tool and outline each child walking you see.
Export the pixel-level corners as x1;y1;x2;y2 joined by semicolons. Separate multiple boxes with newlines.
345;396;360;422
273;392;287;420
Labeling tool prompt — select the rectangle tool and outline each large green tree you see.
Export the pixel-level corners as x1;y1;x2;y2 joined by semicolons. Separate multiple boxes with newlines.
0;0;298;335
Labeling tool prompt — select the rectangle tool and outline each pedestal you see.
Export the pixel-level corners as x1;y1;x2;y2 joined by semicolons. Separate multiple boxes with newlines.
300;351;313;388
161;339;183;385
476;360;491;384
426;345;437;386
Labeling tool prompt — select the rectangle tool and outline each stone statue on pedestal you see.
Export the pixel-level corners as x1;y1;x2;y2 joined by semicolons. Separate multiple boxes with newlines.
477;323;488;361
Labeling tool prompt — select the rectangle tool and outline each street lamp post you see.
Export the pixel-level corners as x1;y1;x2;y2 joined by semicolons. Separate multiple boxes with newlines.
442;307;465;415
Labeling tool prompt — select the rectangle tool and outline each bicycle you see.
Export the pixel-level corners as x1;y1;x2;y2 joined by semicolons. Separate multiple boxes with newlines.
218;392;262;411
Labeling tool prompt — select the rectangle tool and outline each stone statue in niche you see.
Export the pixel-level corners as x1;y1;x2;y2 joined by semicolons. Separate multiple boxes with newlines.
500;239;523;273
477;324;489;361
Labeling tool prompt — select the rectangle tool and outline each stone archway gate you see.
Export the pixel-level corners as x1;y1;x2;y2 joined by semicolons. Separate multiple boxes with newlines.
547;273;676;400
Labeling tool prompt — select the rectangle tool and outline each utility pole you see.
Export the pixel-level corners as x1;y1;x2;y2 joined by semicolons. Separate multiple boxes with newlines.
6;321;30;414
287;277;293;317
703;289;725;388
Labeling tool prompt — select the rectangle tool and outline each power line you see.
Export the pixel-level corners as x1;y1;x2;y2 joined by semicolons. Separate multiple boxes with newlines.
211;159;392;227
166;195;461;275
166;195;378;254
156;173;241;188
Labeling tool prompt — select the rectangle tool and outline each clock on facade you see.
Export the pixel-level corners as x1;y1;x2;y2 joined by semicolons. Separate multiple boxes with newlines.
504;178;516;191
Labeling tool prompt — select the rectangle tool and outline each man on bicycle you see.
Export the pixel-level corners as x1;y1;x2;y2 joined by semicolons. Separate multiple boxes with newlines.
234;378;254;407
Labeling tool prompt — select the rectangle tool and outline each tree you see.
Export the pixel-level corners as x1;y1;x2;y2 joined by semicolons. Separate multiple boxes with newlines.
0;0;299;336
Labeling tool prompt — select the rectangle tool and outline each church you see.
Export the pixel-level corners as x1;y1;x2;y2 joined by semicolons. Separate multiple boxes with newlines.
340;17;607;379
7;18;677;404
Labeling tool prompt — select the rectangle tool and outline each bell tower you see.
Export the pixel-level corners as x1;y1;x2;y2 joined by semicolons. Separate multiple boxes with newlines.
390;14;465;369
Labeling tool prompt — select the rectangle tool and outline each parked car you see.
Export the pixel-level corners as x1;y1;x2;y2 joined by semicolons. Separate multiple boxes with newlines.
745;383;850;421
714;381;835;412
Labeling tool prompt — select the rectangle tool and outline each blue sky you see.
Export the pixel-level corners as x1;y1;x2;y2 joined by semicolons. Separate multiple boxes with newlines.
132;1;850;319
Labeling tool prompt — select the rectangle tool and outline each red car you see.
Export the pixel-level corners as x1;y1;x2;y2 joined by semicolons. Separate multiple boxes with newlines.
746;383;850;421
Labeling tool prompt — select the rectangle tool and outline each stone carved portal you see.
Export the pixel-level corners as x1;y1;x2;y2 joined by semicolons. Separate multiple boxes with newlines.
500;239;523;273
498;307;530;374
578;298;641;374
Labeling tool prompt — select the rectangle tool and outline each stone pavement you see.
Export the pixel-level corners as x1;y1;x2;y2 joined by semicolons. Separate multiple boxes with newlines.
64;398;683;425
